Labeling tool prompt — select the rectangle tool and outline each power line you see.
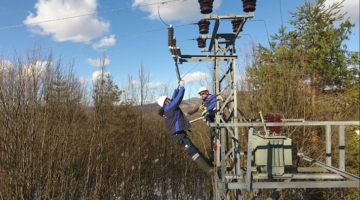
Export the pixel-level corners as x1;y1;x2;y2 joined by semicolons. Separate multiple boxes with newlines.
2;23;194;56
59;39;193;60
279;0;284;27
158;3;170;27
0;0;187;30
248;19;271;48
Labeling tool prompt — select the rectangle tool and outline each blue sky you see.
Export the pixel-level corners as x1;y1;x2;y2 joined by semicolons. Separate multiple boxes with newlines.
0;0;359;98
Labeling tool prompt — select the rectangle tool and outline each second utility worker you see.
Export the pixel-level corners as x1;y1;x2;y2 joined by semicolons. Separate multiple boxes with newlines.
186;86;216;162
157;80;214;175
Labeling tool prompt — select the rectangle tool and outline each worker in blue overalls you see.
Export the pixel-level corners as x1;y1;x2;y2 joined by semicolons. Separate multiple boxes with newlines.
187;86;216;162
157;80;213;175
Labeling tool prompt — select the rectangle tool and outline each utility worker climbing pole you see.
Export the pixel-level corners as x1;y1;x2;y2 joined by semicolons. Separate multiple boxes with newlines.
186;87;216;162
157;80;214;175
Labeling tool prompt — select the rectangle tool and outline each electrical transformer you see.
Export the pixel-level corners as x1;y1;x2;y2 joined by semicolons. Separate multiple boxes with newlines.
252;134;293;176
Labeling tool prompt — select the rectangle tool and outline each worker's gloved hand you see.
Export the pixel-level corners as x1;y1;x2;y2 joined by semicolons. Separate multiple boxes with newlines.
179;80;185;88
199;105;204;110
201;110;208;117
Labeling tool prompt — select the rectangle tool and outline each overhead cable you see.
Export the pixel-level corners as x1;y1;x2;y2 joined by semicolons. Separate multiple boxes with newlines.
0;0;188;30
248;19;271;48
158;3;170;27
279;0;284;28
3;23;194;56
181;53;217;79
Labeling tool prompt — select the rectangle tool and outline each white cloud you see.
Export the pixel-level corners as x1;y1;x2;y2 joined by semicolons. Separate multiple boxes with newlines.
87;57;110;67
0;59;13;67
0;59;14;74
324;0;359;26
145;81;166;89
79;77;91;84
22;61;49;77
129;80;140;86
181;71;209;84
92;70;110;81
0;59;12;66
132;0;222;22
24;0;110;42
128;80;165;88
92;35;116;50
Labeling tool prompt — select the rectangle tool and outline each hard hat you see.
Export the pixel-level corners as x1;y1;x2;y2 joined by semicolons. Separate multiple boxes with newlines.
198;86;208;94
156;96;167;107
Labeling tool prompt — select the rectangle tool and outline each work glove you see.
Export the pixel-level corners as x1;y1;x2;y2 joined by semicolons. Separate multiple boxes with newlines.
179;80;185;88
199;105;204;110
201;110;208;117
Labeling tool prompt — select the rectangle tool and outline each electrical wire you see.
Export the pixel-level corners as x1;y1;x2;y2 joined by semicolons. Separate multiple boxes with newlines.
180;52;218;79
180;62;204;79
0;0;188;30
158;3;170;27
279;0;284;28
2;23;194;56
248;19;271;48
58;39;193;60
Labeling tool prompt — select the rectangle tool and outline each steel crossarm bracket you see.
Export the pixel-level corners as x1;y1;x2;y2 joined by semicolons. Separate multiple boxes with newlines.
224;146;234;160
253;174;344;180
219;92;234;115
179;57;214;63
210;121;360;127
204;13;254;20
252;181;359;189
219;117;235;138
217;33;237;39
220;65;233;83
218;64;232;83
227;181;360;190
208;19;220;52
201;34;237;52
181;55;237;58
179;54;237;63
301;155;360;181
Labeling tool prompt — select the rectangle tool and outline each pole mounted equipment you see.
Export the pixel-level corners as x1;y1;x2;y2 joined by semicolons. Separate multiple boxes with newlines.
168;24;181;80
198;19;211;34
242;0;257;12
231;18;243;33
168;25;174;47
198;0;215;14
173;36;177;47
197;36;206;48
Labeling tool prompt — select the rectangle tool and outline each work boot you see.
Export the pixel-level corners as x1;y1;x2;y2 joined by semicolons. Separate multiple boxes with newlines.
193;153;214;176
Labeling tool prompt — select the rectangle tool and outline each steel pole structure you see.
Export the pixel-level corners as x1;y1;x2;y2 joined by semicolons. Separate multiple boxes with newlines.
339;125;345;171
232;52;242;200
326;125;332;166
